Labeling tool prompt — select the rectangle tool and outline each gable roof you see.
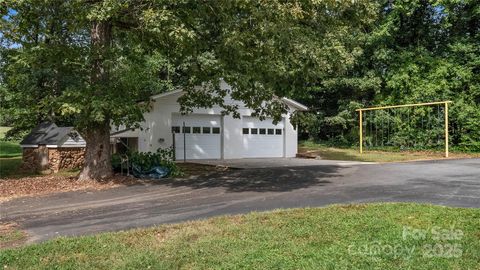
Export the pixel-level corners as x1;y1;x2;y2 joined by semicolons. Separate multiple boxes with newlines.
281;97;308;111
150;89;183;100
151;90;308;111
20;122;81;147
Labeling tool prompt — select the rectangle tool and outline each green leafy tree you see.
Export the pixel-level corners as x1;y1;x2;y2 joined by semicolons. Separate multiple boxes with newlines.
1;0;378;179
298;0;480;151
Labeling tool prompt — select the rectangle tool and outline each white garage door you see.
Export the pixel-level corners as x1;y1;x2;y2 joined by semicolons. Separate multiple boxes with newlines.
242;117;284;158
172;114;222;160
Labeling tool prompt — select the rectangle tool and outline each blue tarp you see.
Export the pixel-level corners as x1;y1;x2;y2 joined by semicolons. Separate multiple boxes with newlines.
132;164;170;179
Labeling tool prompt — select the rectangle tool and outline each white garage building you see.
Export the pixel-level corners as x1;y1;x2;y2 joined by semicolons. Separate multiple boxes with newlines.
111;81;307;160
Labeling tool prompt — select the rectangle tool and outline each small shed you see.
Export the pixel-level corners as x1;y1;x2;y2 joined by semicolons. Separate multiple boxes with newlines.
20;122;86;172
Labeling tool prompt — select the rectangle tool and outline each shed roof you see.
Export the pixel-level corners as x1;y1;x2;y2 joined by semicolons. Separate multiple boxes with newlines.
20;122;76;146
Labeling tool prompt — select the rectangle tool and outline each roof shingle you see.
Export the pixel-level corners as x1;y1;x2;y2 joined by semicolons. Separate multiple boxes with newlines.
20;122;75;146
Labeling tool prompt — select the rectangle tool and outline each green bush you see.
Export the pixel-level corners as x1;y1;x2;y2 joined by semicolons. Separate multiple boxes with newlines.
111;153;122;171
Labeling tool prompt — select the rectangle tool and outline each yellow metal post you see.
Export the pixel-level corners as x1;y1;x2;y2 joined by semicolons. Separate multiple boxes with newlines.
359;110;363;154
355;101;452;156
355;101;452;112
445;102;449;158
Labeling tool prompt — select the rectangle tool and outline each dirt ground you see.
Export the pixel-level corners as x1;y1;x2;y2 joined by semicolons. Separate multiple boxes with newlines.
0;175;139;203
0;222;27;249
0;163;228;203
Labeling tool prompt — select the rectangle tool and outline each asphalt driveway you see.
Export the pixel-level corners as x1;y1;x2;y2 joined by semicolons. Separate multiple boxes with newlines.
1;158;479;243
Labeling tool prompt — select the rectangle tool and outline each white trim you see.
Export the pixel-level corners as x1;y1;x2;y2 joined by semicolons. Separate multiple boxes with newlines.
20;144;38;148
221;115;225;160
281;97;308;111
57;145;86;148
151;89;183;100
21;144;85;148
45;144;87;148
110;128;140;138
46;145;59;148
283;117;286;157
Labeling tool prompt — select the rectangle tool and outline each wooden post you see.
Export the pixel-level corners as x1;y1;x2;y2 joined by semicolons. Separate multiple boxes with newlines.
445;102;449;158
359;110;363;154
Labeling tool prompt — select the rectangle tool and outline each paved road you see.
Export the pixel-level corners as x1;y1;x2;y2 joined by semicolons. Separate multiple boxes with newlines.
1;158;479;242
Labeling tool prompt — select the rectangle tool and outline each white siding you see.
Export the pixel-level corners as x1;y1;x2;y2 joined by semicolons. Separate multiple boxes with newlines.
58;132;86;148
284;111;298;157
132;82;300;159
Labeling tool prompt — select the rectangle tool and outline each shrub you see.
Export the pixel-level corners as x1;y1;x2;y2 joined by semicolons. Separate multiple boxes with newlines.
111;147;182;177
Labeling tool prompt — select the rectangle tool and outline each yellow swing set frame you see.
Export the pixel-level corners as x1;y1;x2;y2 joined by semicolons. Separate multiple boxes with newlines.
356;101;452;157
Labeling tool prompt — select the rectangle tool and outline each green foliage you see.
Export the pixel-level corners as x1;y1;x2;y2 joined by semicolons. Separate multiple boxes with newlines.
110;154;122;171
296;0;480;152
1;1;381;177
1;0;379;134
0;127;11;140
2;0;478;156
112;147;182;177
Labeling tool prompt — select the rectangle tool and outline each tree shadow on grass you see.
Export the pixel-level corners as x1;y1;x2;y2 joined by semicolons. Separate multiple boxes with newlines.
151;165;344;192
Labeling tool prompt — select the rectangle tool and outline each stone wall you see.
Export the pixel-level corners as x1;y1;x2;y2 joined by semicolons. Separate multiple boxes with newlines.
21;146;85;173
48;148;85;173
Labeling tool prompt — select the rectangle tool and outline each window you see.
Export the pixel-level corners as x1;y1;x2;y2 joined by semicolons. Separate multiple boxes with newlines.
242;128;249;134
182;126;191;133
251;128;258;134
275;129;282;135
267;128;274;135
259;128;266;135
193;127;201;134
212;127;221;134
202;127;211;134
172;126;180;133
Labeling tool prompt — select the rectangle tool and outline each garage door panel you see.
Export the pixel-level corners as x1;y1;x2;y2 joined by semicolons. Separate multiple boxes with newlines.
242;117;284;158
172;114;221;160
175;134;220;159
242;136;283;158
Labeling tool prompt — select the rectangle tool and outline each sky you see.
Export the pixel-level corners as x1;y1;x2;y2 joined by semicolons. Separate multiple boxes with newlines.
1;9;20;49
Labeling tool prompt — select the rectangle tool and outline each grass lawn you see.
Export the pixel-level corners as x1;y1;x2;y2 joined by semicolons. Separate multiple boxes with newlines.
0;127;22;157
0;127;22;158
0;126;30;178
0;157;22;178
0;141;22;158
0;223;27;249
1;203;479;269
299;141;480;163
0;127;11;140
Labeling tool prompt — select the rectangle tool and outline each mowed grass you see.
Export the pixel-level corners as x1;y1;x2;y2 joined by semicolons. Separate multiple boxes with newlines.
1;203;479;269
0;127;22;160
0;157;22;178
0;127;24;177
0;141;22;158
0;223;27;249
299;141;480;162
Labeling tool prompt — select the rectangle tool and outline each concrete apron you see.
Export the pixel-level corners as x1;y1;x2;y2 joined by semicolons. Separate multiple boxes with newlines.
182;158;375;169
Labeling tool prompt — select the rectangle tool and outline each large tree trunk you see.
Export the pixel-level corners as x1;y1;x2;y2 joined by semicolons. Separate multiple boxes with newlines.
79;20;113;180
78;122;113;180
